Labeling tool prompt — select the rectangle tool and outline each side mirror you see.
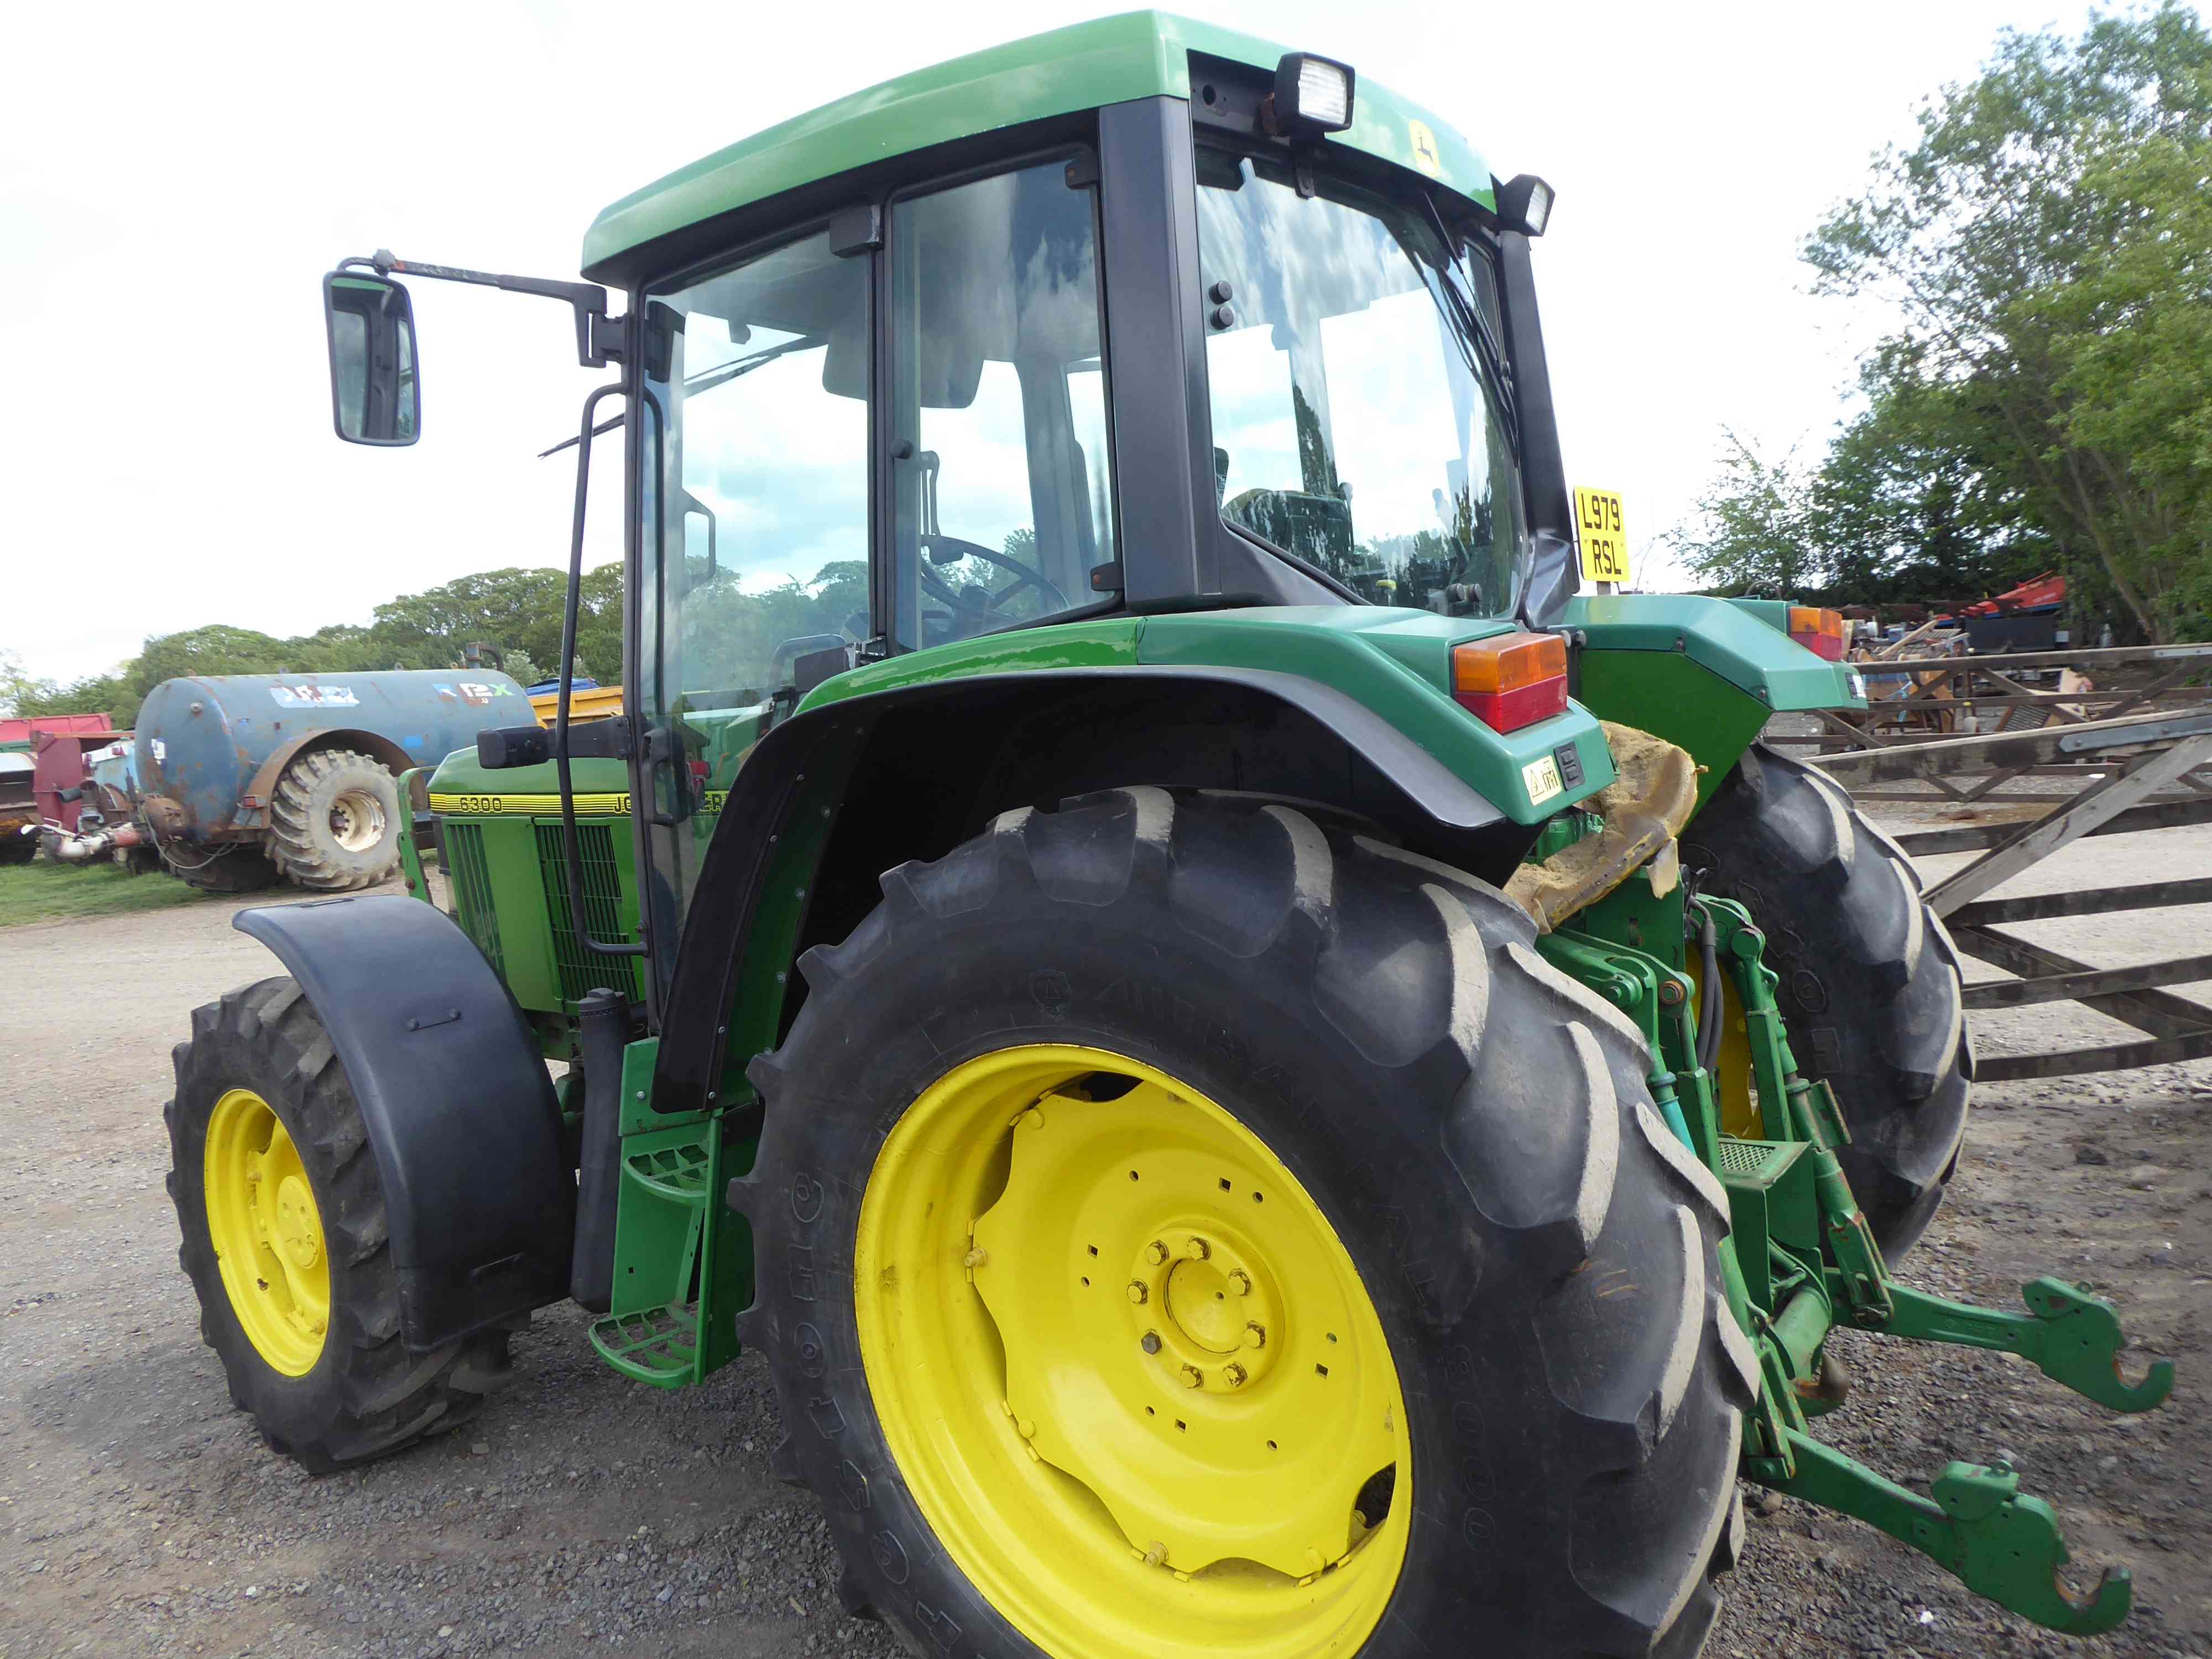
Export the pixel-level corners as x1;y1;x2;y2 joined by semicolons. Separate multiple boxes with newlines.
322;271;420;445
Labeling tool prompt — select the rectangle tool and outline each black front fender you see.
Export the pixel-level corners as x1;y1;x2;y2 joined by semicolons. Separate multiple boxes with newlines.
233;894;572;1349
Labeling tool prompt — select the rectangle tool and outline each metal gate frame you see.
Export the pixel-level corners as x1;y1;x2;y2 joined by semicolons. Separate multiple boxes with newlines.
1808;712;2212;1081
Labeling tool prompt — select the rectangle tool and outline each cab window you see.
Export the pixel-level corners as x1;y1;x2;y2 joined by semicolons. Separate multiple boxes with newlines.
888;158;1116;650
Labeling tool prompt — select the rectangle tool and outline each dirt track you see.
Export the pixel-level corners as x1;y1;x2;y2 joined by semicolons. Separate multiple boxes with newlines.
2;814;2207;1658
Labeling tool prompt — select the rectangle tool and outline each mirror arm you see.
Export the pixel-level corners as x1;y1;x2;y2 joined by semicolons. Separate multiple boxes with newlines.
337;251;629;368
553;380;648;962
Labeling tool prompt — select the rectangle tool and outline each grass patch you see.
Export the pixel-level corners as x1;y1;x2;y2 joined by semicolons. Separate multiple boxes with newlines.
0;858;208;927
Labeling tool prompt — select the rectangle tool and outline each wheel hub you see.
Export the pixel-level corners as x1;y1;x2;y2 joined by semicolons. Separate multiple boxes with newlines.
204;1088;331;1375
854;1044;1410;1658
328;789;385;853
969;1072;1399;1582
275;1175;323;1271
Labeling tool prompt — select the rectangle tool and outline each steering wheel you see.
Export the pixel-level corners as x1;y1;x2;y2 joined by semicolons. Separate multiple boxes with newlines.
918;533;1072;615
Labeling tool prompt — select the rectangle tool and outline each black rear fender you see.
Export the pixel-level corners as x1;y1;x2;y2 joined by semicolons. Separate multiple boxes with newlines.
651;666;1539;1117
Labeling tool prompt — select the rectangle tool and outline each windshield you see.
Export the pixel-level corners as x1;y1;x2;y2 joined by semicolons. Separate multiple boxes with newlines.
1197;154;1524;619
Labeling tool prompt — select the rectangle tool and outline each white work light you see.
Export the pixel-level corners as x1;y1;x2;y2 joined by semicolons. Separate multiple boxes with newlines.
1495;174;1556;237
1273;53;1355;133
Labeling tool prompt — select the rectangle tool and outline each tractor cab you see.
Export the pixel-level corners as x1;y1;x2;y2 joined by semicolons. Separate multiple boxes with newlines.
323;18;1574;1005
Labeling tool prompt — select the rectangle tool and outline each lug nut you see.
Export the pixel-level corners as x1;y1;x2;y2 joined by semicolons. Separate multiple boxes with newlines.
1184;1236;1211;1261
1178;1365;1203;1389
1144;1240;1169;1266
963;1247;988;1269
1243;1322;1266;1349
1223;1363;1248;1387
1141;1331;1162;1354
1126;1281;1149;1305
1016;1418;1036;1440
1227;1270;1251;1296
1143;1541;1168;1568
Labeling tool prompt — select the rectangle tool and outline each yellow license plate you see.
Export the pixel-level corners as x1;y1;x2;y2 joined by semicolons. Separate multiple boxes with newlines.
1574;487;1629;583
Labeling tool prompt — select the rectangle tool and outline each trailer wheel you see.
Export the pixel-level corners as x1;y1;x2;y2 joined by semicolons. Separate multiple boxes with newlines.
268;748;401;890
1684;743;1972;1260
741;790;1752;1659
166;977;515;1472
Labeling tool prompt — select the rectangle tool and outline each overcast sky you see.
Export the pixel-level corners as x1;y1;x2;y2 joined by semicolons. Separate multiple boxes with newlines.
3;0;2180;685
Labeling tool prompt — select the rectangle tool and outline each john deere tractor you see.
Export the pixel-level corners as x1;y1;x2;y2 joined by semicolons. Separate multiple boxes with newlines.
169;17;2171;1656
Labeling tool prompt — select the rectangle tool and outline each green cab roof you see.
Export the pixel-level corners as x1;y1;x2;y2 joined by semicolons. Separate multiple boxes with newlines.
583;11;1494;275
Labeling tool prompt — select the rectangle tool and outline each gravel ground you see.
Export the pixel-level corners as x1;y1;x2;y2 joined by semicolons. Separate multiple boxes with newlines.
2;801;2206;1659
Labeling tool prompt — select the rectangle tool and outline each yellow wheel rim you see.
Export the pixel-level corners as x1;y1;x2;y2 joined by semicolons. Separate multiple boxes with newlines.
855;1045;1410;1659
204;1087;330;1375
1689;959;1764;1138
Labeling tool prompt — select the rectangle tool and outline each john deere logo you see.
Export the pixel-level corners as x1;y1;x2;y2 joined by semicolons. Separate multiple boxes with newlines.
1409;119;1442;177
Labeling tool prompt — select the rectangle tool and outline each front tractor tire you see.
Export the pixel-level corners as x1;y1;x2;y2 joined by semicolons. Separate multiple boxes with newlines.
1684;744;1973;1260
741;790;1756;1659
166;977;513;1472
268;747;402;890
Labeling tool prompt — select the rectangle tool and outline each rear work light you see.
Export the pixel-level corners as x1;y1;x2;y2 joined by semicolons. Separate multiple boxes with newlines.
1452;631;1569;732
1271;53;1355;133
1788;606;1848;661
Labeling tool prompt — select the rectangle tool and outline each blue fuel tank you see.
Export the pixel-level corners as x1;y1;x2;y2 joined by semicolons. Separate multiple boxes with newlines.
134;670;533;842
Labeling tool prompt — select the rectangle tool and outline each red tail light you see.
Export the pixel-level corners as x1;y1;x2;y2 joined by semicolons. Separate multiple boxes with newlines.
1452;632;1569;732
1788;606;1847;661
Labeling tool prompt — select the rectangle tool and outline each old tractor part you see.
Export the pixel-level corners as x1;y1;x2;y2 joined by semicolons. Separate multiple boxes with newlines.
0;815;39;864
740;792;1748;1658
131;670;533;891
154;834;284;894
1681;744;1973;1259
46;822;147;863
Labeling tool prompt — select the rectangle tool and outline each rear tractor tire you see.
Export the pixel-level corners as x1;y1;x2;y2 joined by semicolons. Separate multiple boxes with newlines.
741;790;1755;1659
1683;743;1973;1260
166;976;514;1472
268;748;401;891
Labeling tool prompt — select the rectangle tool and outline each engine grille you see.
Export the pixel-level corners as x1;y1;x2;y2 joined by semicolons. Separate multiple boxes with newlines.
534;822;643;1005
441;820;505;979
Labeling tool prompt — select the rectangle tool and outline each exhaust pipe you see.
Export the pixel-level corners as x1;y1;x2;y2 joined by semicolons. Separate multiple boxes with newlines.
569;986;629;1313
50;825;145;863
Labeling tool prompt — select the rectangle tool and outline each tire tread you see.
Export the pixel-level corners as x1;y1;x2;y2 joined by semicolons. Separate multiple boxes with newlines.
745;791;1744;1658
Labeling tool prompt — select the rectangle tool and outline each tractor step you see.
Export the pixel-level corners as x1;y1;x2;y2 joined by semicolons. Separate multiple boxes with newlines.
587;1304;699;1387
623;1137;713;1207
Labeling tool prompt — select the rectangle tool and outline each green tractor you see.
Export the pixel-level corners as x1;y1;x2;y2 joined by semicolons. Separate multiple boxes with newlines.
168;17;2170;1656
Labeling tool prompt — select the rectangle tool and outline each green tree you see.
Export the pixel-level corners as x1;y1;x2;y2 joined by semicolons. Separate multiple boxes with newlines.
1811;356;2054;606
2037;126;2212;637
495;649;549;688
365;565;623;681
0;650;133;726
3;564;609;731
1803;4;2212;640
1665;432;1821;595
